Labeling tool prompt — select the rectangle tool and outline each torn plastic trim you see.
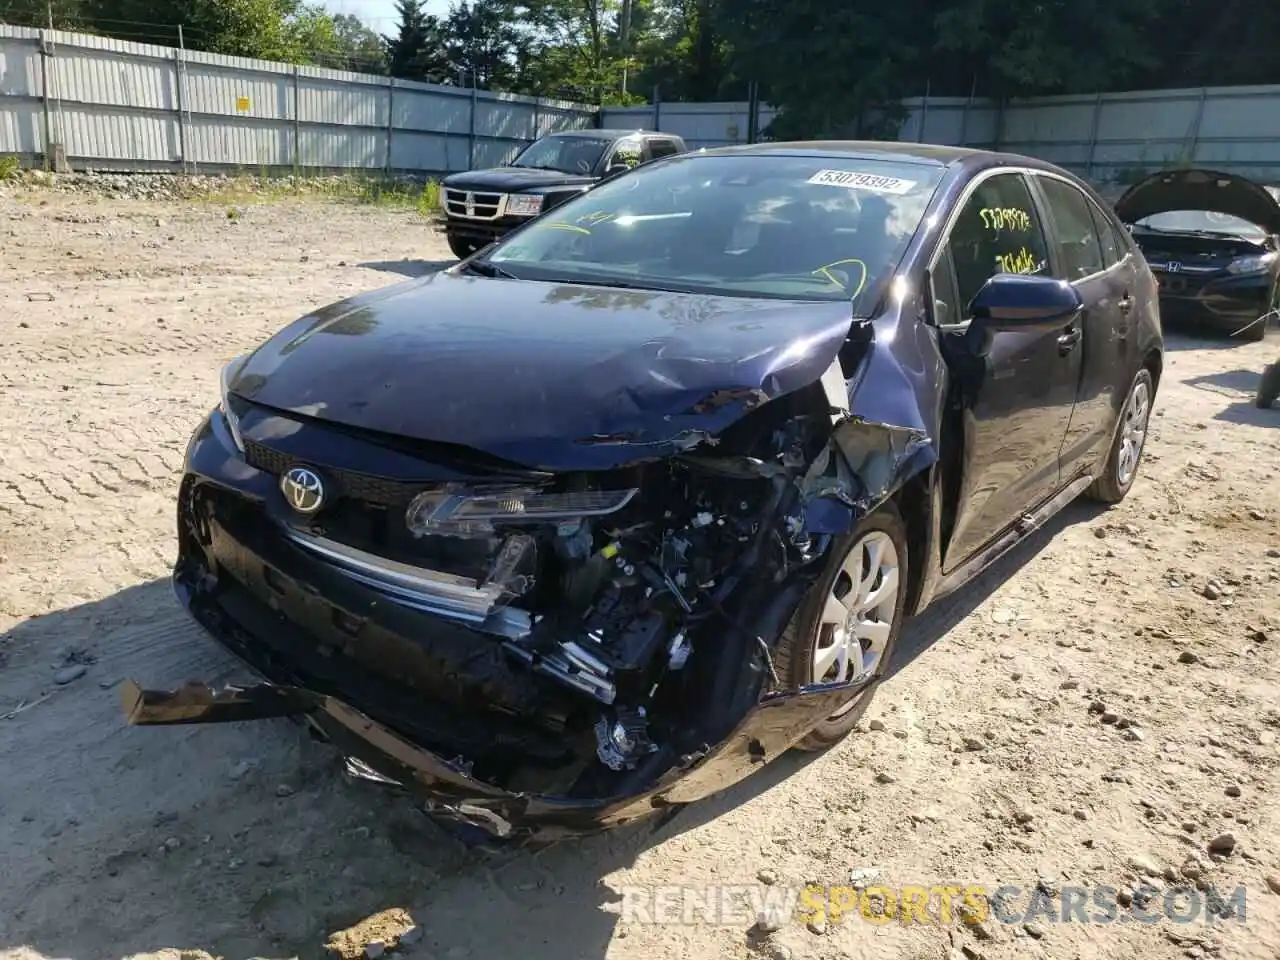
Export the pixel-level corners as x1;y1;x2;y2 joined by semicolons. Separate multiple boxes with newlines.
676;352;936;538
119;666;881;839
575;429;718;451
285;528;533;639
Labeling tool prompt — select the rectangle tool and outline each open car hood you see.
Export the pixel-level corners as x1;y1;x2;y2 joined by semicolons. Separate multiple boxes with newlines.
1114;168;1280;234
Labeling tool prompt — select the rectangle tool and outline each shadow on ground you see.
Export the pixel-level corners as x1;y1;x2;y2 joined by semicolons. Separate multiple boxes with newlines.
357;259;456;278
1161;327;1264;352
0;498;1093;959
1181;368;1280;426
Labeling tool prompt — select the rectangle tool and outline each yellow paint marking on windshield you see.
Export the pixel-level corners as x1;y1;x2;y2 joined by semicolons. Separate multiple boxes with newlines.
542;221;592;234
811;258;868;297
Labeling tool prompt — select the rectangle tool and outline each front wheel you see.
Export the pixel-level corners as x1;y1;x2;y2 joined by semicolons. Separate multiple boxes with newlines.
771;504;909;752
1242;284;1279;342
447;233;482;260
1086;367;1154;504
1257;361;1280;409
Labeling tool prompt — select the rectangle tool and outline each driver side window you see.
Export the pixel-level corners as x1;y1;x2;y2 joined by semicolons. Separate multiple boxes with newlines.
945;173;1052;311
607;137;644;170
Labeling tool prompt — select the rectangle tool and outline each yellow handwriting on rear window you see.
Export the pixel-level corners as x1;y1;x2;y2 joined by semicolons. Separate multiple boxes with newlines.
980;207;1032;233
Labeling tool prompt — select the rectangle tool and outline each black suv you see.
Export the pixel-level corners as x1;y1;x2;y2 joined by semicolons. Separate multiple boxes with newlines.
438;129;688;258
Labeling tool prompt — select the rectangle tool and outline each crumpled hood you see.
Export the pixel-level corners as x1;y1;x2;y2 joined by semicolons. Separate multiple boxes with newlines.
1115;168;1280;234
230;271;857;471
441;166;596;192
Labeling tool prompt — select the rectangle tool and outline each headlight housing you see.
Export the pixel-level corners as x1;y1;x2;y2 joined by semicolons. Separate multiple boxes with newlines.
1226;252;1277;275
406;484;638;538
506;194;544;218
219;354;249;454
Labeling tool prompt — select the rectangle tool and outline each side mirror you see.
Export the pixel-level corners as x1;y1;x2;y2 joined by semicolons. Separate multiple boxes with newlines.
604;163;631;179
969;273;1082;331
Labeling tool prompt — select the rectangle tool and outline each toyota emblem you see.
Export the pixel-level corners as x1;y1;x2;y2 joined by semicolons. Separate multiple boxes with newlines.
280;466;325;514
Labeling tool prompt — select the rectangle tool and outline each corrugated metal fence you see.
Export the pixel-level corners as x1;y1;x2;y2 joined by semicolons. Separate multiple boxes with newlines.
600;101;778;150
7;20;1280;184
895;87;1280;185
0;24;596;174
607;88;1280;187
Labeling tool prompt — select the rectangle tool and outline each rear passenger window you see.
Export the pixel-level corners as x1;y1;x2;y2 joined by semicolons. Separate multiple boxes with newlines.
648;139;681;159
1038;177;1105;280
946;173;1051;310
1087;202;1127;268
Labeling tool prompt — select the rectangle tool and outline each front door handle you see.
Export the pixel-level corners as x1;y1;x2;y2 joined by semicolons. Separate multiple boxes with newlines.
1057;326;1082;355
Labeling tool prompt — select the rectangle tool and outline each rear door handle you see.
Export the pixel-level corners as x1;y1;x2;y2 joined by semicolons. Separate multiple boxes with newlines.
1057;326;1082;355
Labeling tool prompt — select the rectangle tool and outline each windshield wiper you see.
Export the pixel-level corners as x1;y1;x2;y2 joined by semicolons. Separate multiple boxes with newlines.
461;259;519;279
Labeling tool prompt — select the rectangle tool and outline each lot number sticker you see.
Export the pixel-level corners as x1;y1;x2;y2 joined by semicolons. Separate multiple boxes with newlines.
807;169;917;194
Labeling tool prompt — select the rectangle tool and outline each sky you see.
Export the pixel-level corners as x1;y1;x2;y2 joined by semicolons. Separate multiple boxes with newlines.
321;0;451;31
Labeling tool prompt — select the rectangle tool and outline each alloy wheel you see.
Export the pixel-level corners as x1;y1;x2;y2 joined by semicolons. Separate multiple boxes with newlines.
1117;378;1151;487
812;530;901;718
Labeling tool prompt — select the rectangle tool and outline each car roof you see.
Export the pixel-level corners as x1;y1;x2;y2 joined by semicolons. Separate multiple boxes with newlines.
694;139;1066;173
546;129;678;139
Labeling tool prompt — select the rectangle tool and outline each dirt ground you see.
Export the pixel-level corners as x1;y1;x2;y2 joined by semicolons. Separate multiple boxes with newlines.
2;185;1279;960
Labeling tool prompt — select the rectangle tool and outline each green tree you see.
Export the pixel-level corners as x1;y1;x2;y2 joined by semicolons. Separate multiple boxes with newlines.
329;14;387;73
713;0;934;139
506;0;641;103
384;0;452;82
933;0;1161;98
444;0;527;89
632;0;738;100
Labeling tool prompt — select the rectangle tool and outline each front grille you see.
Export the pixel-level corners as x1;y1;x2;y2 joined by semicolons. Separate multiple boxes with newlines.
243;438;431;506
443;188;506;221
1157;274;1207;296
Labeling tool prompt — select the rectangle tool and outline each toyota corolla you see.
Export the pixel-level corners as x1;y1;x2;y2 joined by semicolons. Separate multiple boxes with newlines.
124;142;1164;844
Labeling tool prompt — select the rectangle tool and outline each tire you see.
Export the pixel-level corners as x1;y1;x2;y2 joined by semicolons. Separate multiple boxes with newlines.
771;503;910;752
1242;283;1278;342
447;233;481;260
1086;367;1154;504
1241;315;1268;342
1257;361;1280;409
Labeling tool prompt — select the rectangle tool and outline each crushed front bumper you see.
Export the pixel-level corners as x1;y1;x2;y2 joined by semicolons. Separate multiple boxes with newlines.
136;409;879;843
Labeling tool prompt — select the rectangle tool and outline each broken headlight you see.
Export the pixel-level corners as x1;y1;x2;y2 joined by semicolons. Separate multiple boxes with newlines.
218;354;249;454
406;485;638;538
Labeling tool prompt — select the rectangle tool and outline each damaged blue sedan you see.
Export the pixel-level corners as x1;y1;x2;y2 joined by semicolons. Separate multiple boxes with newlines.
125;141;1164;843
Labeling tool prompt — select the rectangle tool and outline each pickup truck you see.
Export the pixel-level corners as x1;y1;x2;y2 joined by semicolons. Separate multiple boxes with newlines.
438;129;689;258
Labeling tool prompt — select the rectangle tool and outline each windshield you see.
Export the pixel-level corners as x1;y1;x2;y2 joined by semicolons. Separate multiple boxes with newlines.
511;134;615;174
1135;209;1267;239
485;154;944;306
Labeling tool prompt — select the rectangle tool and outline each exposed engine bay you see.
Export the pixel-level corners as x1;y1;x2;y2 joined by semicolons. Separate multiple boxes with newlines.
278;385;861;794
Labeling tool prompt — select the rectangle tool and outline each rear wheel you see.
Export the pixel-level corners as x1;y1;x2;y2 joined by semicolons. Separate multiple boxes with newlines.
1257;361;1280;409
447;233;482;260
1086;367;1154;504
772;504;909;752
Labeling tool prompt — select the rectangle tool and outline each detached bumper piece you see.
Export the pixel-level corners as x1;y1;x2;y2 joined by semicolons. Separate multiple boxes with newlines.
122;677;526;841
122;679;322;725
